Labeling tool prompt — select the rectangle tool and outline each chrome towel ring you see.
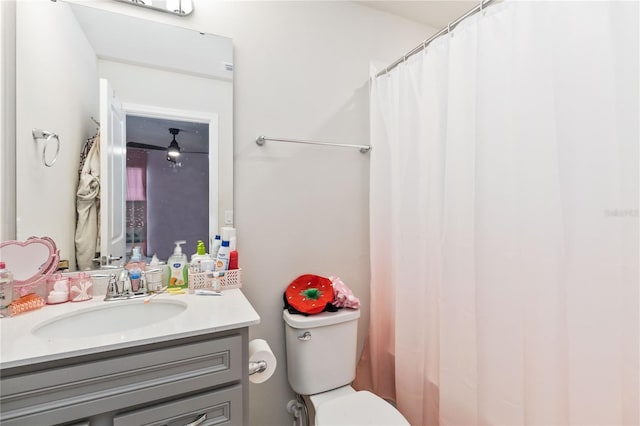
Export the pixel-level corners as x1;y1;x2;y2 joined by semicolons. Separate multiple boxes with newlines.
32;129;60;167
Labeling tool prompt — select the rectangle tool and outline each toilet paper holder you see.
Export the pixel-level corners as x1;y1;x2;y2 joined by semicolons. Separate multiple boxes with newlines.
249;360;268;375
248;338;276;383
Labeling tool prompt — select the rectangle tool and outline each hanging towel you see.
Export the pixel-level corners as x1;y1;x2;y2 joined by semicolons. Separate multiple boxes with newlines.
77;133;99;178
75;132;101;270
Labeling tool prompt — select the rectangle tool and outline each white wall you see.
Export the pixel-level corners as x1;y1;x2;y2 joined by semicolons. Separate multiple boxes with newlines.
15;0;98;270
197;3;433;425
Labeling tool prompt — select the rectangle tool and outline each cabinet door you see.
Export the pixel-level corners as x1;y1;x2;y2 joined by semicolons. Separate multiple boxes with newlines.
113;384;242;426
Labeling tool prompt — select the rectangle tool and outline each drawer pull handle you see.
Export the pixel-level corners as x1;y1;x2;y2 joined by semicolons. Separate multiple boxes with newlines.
185;413;207;426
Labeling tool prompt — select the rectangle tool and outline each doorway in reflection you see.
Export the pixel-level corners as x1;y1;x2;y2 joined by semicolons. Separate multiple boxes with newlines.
125;116;209;261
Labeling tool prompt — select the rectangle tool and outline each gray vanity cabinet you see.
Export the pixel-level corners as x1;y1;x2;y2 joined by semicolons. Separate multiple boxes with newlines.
0;329;249;426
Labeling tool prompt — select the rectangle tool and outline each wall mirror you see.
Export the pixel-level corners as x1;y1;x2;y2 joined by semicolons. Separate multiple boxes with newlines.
14;1;233;271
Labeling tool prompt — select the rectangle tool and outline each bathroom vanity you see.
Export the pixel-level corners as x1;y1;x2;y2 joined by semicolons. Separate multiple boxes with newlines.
0;289;260;425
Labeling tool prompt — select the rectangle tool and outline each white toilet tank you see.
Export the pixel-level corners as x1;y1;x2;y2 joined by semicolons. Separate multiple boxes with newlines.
283;309;360;395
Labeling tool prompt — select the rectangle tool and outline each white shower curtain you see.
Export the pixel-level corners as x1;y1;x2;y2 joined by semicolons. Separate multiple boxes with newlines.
356;1;639;425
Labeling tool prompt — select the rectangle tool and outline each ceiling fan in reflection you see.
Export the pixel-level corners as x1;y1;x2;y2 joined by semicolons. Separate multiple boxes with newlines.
127;128;207;166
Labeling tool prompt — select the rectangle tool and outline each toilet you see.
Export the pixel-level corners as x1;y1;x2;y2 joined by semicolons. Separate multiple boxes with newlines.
283;309;409;425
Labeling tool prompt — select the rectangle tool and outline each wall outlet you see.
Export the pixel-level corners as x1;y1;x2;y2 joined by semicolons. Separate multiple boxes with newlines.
224;210;233;225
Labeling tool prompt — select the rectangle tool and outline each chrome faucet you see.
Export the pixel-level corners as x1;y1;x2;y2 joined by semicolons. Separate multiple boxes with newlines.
98;270;149;302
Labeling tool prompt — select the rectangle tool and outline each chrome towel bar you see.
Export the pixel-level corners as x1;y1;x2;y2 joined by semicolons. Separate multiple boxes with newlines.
256;135;371;154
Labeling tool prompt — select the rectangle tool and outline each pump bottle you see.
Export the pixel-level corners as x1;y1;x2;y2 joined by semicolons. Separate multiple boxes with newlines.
167;241;188;289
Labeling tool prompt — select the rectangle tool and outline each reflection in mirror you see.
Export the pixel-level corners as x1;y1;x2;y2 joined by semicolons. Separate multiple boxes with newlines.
113;0;194;16
125;116;209;261
15;1;233;272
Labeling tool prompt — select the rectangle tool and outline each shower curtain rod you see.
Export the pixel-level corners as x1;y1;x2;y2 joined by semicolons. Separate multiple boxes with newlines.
256;136;372;153
375;0;496;78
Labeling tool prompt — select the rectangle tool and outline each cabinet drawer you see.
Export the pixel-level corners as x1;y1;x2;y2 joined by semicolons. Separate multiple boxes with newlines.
114;384;242;426
1;335;242;426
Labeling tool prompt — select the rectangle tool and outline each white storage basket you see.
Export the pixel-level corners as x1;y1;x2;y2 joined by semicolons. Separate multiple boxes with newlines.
188;268;242;292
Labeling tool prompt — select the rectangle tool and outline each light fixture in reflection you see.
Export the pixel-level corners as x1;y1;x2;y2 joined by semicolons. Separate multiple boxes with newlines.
167;128;181;161
113;0;194;16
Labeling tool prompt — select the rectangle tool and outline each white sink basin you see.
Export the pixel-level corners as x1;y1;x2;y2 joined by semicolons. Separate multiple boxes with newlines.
32;300;187;339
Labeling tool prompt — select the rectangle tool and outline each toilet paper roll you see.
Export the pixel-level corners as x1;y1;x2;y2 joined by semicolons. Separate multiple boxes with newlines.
249;339;277;384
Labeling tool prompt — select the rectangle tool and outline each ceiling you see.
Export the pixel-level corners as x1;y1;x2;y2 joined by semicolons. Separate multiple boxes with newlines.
357;1;477;29
126;116;209;154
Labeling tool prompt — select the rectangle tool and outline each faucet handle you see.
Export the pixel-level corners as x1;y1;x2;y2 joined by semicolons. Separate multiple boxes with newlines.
119;269;133;297
105;274;119;298
138;271;148;294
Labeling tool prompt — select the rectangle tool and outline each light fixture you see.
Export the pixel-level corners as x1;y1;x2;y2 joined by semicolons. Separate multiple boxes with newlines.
167;128;181;161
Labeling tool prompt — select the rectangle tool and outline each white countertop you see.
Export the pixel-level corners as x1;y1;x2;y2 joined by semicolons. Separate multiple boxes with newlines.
0;289;260;370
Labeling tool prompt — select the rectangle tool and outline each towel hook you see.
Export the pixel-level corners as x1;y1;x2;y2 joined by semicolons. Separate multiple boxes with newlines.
32;129;60;167
90;116;100;131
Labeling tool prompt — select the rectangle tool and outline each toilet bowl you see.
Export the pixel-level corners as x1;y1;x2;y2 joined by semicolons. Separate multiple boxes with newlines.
312;386;408;426
283;309;409;425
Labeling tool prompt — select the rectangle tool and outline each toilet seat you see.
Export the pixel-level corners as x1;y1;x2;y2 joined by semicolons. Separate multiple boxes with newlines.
315;391;409;426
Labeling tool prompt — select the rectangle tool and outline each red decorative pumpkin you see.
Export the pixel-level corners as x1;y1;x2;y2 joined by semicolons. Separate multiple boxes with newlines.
285;274;334;315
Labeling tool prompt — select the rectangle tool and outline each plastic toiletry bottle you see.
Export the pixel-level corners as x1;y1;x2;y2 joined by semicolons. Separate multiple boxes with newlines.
190;240;209;273
147;254;162;292
211;234;222;259
129;247;143;292
167;240;188;289
0;262;14;317
201;255;216;273
229;250;239;270
221;227;237;251
219;227;238;270
215;230;231;272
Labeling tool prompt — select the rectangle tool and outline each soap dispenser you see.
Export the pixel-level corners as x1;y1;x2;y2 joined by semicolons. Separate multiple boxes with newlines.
167;240;188;289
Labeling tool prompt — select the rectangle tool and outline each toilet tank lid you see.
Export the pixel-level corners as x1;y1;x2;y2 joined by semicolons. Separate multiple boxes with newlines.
283;309;360;329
